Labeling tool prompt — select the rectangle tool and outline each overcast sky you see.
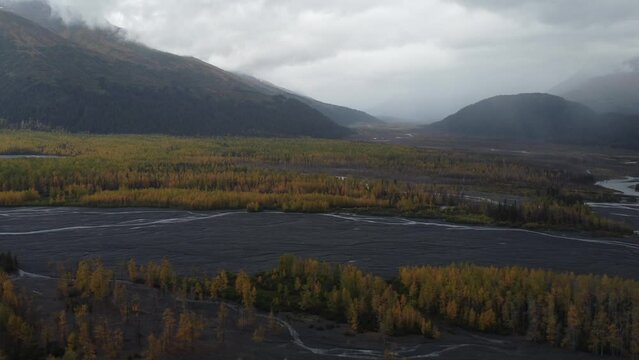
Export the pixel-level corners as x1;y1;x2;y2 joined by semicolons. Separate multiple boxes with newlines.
39;0;639;121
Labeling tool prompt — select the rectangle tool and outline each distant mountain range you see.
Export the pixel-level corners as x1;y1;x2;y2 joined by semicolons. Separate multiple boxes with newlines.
234;74;382;128
424;56;639;149
552;58;639;115
0;1;379;137
426;93;639;149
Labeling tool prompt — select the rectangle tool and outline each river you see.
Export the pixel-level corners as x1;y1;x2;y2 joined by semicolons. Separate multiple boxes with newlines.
596;177;639;197
1;207;638;279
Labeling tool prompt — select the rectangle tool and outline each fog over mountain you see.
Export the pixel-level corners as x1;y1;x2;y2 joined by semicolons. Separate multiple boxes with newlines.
550;56;639;115
2;0;639;122
426;93;639;149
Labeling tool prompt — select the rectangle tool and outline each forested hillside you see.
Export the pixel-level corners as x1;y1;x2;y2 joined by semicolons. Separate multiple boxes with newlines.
0;9;350;138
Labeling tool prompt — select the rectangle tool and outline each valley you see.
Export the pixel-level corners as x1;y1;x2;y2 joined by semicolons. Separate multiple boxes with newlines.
1;1;639;359
0;132;637;359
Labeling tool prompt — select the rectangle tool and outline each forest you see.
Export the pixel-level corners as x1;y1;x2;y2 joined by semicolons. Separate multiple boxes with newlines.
1;254;638;359
0;131;631;234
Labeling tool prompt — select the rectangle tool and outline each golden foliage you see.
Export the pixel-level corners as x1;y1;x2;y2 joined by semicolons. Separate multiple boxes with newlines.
0;131;625;233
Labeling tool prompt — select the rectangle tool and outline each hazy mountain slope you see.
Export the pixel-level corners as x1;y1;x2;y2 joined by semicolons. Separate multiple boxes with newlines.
553;57;639;115
426;93;639;148
598;113;639;149
428;93;599;142
0;7;351;137
560;72;639;115
235;74;382;127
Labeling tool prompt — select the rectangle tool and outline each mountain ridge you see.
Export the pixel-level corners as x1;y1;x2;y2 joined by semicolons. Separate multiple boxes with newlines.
552;57;639;115
426;93;639;148
0;0;380;129
0;4;373;137
234;73;383;127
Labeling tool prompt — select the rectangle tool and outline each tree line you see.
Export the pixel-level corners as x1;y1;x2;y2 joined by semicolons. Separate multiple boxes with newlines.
126;254;639;357
2;255;639;358
124;255;639;357
399;264;639;356
0;131;609;195
0;131;630;234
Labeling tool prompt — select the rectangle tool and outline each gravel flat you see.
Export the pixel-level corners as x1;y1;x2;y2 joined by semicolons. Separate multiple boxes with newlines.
3;207;631;359
1;207;638;280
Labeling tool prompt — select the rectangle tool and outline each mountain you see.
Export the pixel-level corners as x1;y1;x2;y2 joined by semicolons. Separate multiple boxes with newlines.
426;93;639;148
598;113;639;149
552;58;639;115
2;1;380;128
0;4;355;138
234;74;382;127
428;93;599;142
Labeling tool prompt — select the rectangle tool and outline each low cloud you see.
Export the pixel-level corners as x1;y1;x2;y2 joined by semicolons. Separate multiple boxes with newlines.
452;0;639;27
48;0;110;25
